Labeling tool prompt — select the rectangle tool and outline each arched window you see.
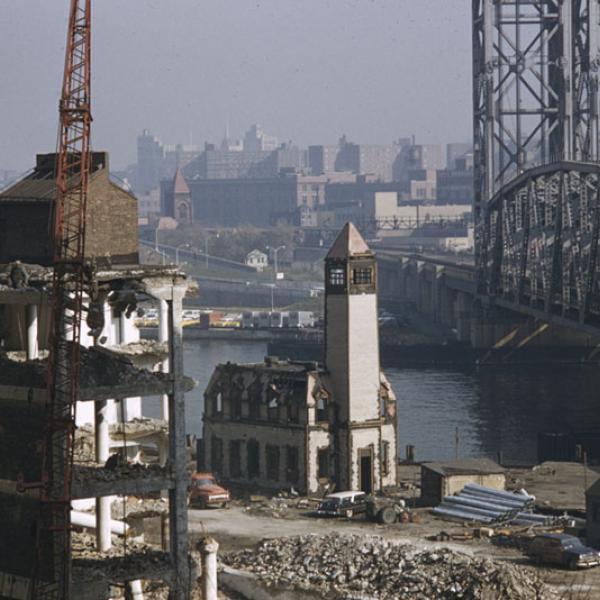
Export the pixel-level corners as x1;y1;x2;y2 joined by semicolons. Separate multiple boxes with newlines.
316;396;328;422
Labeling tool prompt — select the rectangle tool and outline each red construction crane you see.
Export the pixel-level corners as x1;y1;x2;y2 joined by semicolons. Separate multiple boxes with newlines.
32;1;92;597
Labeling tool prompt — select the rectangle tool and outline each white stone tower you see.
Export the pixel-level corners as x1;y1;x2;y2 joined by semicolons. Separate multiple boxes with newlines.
324;222;396;493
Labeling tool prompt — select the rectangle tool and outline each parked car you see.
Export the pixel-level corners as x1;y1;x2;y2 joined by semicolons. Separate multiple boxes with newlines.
317;491;368;518
188;472;230;509
526;533;600;569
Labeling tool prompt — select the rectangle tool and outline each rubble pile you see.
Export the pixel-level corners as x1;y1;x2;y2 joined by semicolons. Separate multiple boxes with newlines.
0;346;165;389
224;534;556;599
73;462;169;484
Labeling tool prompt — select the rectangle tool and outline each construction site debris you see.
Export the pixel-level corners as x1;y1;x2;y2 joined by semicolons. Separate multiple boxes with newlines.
224;533;556;599
73;463;169;484
0;345;170;389
433;483;554;526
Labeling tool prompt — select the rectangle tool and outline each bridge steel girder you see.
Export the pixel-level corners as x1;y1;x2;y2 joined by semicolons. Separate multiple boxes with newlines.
482;161;600;327
473;0;600;297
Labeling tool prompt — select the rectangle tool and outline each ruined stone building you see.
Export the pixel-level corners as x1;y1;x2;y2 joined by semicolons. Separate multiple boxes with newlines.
203;223;397;494
0;153;193;598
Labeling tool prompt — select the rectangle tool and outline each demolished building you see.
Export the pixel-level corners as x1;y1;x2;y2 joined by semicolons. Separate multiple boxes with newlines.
203;223;397;494
0;153;194;599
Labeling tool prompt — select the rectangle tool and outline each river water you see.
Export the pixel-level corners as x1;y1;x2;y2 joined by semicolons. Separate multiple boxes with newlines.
145;339;600;465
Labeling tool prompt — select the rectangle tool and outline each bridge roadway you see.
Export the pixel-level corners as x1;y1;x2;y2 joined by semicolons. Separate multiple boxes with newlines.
376;248;600;350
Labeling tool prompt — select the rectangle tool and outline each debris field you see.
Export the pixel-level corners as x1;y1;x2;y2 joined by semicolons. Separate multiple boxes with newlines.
224;533;556;599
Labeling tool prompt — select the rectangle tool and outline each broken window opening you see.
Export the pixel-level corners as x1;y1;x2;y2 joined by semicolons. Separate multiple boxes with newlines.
316;396;328;423
286;445;299;484
288;400;299;423
229;440;241;478
267;395;279;421
232;393;242;419
381;440;390;477
352;267;372;285
211;435;223;475
213;392;223;415
266;444;280;481
248;394;260;420
317;447;329;480
247;438;260;479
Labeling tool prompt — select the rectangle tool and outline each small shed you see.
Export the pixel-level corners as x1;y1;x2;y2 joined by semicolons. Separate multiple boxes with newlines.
586;479;600;548
421;458;505;506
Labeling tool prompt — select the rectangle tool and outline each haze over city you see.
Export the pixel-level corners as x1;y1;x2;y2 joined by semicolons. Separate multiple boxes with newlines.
0;1;472;171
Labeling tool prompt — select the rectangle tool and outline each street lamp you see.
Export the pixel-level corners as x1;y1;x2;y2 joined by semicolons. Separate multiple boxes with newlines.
176;243;190;265
204;232;220;269
267;245;286;282
154;227;160;252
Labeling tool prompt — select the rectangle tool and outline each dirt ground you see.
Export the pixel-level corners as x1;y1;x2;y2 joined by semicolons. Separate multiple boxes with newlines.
188;502;600;598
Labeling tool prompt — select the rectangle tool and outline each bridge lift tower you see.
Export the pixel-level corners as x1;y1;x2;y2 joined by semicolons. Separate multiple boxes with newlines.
472;1;600;326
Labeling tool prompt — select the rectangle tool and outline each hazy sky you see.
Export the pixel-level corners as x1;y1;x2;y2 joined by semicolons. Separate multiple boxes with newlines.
0;1;472;172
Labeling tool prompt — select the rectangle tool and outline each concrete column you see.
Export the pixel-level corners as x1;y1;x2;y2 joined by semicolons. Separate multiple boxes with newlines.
158;299;169;421
26;304;38;360
168;292;191;599
200;537;219;600
95;399;111;551
127;580;144;599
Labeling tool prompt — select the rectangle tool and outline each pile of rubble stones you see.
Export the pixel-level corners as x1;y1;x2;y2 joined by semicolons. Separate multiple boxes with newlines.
224;534;556;599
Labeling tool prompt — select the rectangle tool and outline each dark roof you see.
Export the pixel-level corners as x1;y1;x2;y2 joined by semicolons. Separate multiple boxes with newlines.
586;478;600;497
0;152;110;203
326;222;373;259
173;169;190;194
422;458;505;477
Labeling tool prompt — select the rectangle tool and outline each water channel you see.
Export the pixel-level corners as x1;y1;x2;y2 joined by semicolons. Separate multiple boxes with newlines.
146;339;600;465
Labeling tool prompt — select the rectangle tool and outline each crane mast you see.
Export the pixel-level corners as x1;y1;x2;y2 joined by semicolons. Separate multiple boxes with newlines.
32;0;92;597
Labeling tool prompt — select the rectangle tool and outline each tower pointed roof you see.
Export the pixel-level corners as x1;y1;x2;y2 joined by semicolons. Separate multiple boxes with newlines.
173;168;190;194
326;222;373;259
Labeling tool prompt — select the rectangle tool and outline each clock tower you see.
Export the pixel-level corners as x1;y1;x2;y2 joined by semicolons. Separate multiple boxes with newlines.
324;223;396;493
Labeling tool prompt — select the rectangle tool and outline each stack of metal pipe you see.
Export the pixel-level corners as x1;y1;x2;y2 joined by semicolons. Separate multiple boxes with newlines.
433;483;553;526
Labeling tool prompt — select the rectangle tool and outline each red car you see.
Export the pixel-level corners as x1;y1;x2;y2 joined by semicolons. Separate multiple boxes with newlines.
188;472;230;509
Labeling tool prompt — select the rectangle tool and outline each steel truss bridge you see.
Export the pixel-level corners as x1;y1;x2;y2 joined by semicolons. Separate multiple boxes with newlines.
473;0;600;329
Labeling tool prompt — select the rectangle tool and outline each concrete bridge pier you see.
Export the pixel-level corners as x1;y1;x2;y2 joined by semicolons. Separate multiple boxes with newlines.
455;292;471;343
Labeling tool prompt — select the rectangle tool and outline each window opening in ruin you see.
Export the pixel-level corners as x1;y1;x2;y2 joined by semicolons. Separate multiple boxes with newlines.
211;435;223;475
232;393;242;419
229;440;241;478
249;394;260;420
267;396;279;421
381;440;390;477
317;448;329;479
316;396;328;422
266;444;280;481
214;392;222;415
247;439;260;478
352;267;372;285
288;400;299;423
329;267;345;286
286;446;299;483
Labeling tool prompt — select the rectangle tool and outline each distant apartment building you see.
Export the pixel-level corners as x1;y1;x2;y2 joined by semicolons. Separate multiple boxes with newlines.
136;129;165;193
243;124;279;152
437;154;475;205
135;130;200;194
309;136;403;182
161;172;329;227
446;142;472;167
184;142;305;181
392;144;445;183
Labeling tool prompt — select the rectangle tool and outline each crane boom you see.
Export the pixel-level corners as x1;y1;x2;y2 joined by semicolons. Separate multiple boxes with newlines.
32;1;92;597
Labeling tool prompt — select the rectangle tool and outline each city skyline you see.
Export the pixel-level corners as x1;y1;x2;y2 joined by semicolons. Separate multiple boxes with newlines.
0;1;472;172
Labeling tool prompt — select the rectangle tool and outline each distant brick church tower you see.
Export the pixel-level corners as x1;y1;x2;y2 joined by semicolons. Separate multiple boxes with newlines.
173;168;193;224
325;222;397;492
